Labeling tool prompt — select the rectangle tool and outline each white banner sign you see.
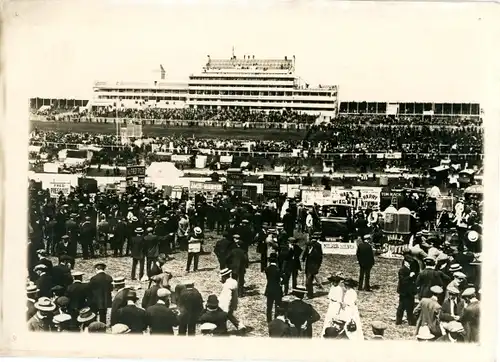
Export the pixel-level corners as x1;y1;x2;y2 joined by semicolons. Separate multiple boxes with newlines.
385;152;402;160
220;155;233;164
43;162;59;173
49;181;71;198
171;154;191;162
320;241;357;255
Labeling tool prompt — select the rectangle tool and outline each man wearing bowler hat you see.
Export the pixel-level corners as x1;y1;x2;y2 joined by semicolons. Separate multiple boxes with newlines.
198;294;230;336
88;262;113;324
286;286;321;338
66;271;88;320
177;280;204;336
114;290;147;334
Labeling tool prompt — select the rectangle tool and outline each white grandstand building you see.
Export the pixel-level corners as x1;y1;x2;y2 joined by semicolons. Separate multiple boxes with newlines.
90;54;338;118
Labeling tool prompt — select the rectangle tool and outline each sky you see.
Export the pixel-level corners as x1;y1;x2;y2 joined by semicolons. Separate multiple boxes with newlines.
5;0;496;103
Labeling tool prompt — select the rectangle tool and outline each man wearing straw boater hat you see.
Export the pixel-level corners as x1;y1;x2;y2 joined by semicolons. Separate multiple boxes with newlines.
77;307;97;332
110;276;133;326
218;268;245;331
26;283;39;321
28;297;57;332
145;288;179;335
88;262;113;324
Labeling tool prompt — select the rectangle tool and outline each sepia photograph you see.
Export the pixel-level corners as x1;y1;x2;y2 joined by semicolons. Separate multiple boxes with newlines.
2;0;499;359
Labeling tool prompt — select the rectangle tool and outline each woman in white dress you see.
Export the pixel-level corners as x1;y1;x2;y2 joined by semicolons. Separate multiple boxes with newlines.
339;278;365;341
321;274;345;335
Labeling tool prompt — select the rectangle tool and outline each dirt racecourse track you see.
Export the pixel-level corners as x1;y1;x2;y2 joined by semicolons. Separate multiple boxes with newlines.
50;231;415;339
31;121;308;141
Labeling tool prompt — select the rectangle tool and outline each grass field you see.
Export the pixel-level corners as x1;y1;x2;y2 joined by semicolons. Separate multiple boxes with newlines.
31;121;308;141
54;231;415;339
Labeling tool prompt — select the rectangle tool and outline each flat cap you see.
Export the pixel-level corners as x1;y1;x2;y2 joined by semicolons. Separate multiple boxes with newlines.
111;323;131;334
453;272;466;279
446;285;460;295
157;288;171;298
462;288;476;298
430;285;443;294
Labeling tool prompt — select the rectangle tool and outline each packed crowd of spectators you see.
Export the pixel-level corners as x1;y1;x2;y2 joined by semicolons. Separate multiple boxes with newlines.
32;102;483;127
334;115;482;127
30;124;484;156
90;107;319;124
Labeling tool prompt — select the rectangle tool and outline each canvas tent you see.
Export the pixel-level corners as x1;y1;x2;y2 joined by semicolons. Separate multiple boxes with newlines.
146;162;184;186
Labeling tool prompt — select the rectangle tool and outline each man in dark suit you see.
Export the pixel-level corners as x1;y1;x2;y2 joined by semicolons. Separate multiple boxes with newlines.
65;271;88;319
439;285;465;323
36;249;54;273
281;237;303;295
282;208;295;238
145;288;179;335
79;216;95;259
51;255;74;292
214;232;233;270
34;264;53;298
110;277;133;326
130;227;146;281
226;238;249;297
112;217;128;257
396;258;417;325
356;234;375;291
115;290;147;334
302;236;323;299
87;262;113;324
255;223;269;272
144;227;160;275
198;294;229;336
268;306;293;338
416;257;449;299
177;280;204;336
286;286;321;338
142;275;162;309
65;214;80;259
264;254;282;323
